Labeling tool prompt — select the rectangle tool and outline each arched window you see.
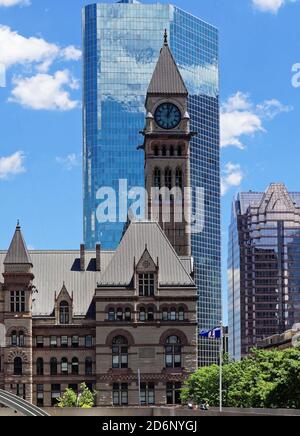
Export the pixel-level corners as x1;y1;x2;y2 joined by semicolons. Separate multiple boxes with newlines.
50;358;57;376
85;357;93;376
170;146;174;157
178;307;185;321
153;168;161;188
139;308;146;322
177;146;182;157
162;147;167;157
170;308;177;321
148;307;154;322
165;168;172;190
108;308;115;321
14;357;22;375
112;336;128;369
124;308;131;322
19;331;25;347
61;358;68;375
72;357;79;375
116;308;123;322
36;358;44;376
11;331;17;347
154;146;159;156
59;301;70;325
162;308;168;321
165;336;182;369
175;168;183;189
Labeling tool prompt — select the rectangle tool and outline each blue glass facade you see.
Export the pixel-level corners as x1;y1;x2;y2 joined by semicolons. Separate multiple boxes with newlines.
83;1;221;365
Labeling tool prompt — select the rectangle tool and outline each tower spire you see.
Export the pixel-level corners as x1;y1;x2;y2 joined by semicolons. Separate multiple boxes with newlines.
164;29;168;46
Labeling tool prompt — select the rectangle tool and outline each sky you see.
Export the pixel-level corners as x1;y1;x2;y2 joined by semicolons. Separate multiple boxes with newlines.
0;0;300;322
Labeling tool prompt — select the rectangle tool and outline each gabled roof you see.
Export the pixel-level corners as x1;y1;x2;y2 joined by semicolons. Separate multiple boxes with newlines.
258;183;296;213
4;224;32;265
0;250;114;316
99;221;195;287
147;38;188;96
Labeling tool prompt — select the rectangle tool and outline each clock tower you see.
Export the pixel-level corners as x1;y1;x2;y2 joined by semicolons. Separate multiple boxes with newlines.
141;31;195;256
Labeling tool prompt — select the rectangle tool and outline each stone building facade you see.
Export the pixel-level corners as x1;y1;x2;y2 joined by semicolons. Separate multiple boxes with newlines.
0;38;197;407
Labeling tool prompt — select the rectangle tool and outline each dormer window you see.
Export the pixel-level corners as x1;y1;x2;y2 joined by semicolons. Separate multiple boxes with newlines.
139;274;155;297
59;301;70;325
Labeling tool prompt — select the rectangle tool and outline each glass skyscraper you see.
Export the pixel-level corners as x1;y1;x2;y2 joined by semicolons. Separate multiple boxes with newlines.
228;184;300;361
83;0;221;365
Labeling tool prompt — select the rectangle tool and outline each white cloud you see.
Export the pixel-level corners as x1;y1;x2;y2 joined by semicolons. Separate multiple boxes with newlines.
0;151;25;180
0;0;29;6
56;153;81;170
252;0;296;14
9;70;79;110
221;163;244;196
220;91;293;148
256;99;293;119
0;25;81;72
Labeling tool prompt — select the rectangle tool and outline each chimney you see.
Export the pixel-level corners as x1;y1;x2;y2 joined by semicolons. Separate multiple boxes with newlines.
80;244;85;272
96;244;101;272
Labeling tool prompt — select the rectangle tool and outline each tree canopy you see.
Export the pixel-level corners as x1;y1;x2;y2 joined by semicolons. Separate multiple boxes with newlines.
182;348;300;409
57;383;96;408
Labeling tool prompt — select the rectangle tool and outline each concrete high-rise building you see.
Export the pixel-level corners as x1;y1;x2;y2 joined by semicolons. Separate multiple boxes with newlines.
83;0;221;365
228;183;300;360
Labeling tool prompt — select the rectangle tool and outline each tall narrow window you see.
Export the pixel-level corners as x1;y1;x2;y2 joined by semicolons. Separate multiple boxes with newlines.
139;274;155;297
177;146;182;157
59;301;70;325
154;146;159;156
72;358;79;375
50;358;57;376
85;335;93;348
112;336;128;369
175;168;183;189
11;331;17;347
19;331;25;347
108;308;115;321
139;308;146;322
14;357;22;376
170;146;174;157
165;336;182;369
36;384;44;408
85;357;93;376
124;308;131;322
61;358;68;375
36;358;44;376
153;168;161;189
165;168;172;190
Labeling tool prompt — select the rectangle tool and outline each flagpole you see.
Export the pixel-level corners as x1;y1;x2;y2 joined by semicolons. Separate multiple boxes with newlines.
219;321;223;413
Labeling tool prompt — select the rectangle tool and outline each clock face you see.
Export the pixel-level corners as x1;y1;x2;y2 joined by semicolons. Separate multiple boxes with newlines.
154;103;181;130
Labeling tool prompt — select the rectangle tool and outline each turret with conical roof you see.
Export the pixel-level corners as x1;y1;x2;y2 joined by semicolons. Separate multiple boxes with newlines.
147;30;188;97
4;222;32;268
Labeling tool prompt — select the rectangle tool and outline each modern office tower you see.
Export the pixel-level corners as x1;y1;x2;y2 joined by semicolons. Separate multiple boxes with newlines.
228;183;300;361
83;0;221;365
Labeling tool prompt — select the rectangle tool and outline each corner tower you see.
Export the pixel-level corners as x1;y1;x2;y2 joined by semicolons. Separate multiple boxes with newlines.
141;32;195;256
2;223;34;403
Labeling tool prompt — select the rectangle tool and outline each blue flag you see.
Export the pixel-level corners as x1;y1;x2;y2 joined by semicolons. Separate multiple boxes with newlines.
200;327;221;339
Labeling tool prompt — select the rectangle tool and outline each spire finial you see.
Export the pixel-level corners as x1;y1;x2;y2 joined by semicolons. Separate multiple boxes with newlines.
16;220;20;229
164;29;168;46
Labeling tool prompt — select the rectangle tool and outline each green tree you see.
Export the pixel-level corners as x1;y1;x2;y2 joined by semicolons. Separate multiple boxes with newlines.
57;383;96;408
182;348;300;409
